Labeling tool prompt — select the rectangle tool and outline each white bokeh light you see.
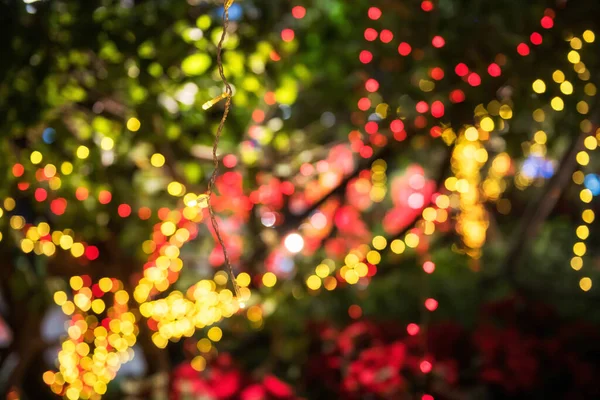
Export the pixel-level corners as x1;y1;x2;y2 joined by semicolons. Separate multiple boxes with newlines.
284;233;304;253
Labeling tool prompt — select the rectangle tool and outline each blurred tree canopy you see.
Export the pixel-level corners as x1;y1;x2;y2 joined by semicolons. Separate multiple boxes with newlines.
1;0;600;399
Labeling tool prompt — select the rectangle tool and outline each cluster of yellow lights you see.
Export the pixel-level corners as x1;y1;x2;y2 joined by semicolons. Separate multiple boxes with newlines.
370;159;387;203
482;152;511;209
45;277;137;400
140;279;245;348
307;193;451;291
447;124;489;258
558;31;598;292
17;221;87;258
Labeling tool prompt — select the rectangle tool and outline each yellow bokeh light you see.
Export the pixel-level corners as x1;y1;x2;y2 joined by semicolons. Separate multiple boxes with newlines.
61;161;74;175
390;239;406;254
584;136;597;150
583;30;595;43
30;151;43;164
306;275;322;290
576;225;589;240
366;250;381;265
582;209;595;224
560;81;573;95
480;117;494;132
315;264;330;278
150;153;166;167
567;50;581;64
207;326;222;342
464;127;479;141
550;97;564;111
237;273;251;287
552;70;565;83
344;270;359;284
405;233;419;248
580;189;593;203
576;151;589;166
372;235;387;250
580;277;592;292
532;79;546;94
100;137;114;150
76;145;90;159
127;117;141;131
262;272;277;287
167;182;185;197
71;243;85;257
573;242;587;256
191;355;207;372
70;276;84;291
570;257;583;271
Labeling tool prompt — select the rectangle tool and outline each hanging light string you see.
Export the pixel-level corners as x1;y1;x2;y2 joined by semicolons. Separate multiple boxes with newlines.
203;0;241;299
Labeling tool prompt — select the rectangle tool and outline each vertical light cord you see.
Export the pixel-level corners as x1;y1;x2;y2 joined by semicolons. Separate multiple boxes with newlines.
206;1;241;299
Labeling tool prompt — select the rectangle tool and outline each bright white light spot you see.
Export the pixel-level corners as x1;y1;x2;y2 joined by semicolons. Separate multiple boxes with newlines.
408;173;425;190
284;233;304;254
261;212;276;227
408;193;424;209
310;212;327;230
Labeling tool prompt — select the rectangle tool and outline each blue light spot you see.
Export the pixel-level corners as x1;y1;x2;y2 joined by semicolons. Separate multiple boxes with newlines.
217;4;243;21
42;128;56;144
584;174;600;196
522;156;554;179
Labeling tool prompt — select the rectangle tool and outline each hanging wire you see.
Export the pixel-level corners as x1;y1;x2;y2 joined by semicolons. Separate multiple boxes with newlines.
203;0;241;300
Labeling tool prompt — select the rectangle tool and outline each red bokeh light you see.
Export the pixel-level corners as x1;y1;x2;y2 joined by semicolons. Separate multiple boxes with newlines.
380;29;394;43
423;261;435;273
390;119;404;133
541;16;554;29
85;245;100;261
118;204;132;218
348;305;362;319
450;89;465;103
365;121;379;134
51;198;67;215
407;323;420;336
358;97;371;111
12;163;24;177
291;6;306;19
422;395;434;400
430;126;442;137
365;78;380;92
17;182;29;191
530;32;543;45
75;187;89;201
368;7;382;20
429;67;444;80
425;298;438;311
35;188;47;202
517;42;530;56
421;1;433;12
432;35;445;48
487;63;501;77
281;29;295;42
138;207;151;220
455;63;469;76
364;28;378;41
359;146;373;158
420;360;433;374
99;190;112;205
431;101;444;118
398;42;412;56
416;101;429;113
467;72;481;86
359;50;373;64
